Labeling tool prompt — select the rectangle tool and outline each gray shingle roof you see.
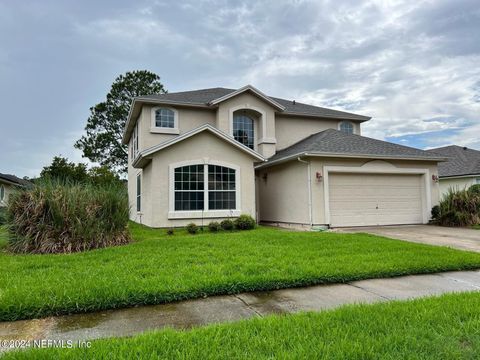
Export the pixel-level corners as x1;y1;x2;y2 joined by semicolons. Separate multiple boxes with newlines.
266;129;445;164
0;173;31;187
426;145;480;177
139;87;370;121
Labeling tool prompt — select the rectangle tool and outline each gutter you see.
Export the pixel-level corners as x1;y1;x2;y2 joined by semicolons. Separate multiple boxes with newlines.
256;152;447;170
297;157;313;226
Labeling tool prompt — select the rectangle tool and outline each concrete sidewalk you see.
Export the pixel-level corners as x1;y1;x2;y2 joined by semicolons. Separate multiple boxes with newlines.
1;270;480;349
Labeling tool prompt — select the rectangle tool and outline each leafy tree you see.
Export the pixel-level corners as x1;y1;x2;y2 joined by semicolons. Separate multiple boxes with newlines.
40;156;89;183
40;156;123;186
75;70;167;174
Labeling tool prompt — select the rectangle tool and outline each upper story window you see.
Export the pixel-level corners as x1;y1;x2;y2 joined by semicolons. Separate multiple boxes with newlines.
339;121;354;134
155;108;175;128
132;122;139;157
151;107;179;134
233;114;254;149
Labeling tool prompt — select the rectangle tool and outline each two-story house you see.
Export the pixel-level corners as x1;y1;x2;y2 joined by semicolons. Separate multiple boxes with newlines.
122;85;445;228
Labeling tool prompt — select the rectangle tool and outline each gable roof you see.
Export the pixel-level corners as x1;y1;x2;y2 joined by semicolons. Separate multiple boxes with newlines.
132;124;265;168
258;129;446;168
208;85;285;110
426;145;480;178
123;86;371;144
0;173;31;187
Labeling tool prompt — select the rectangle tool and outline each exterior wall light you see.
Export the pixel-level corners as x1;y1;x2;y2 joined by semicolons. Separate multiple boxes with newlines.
316;171;323;182
432;174;439;183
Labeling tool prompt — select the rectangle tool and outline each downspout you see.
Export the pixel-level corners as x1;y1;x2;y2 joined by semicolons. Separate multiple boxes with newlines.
297;157;313;226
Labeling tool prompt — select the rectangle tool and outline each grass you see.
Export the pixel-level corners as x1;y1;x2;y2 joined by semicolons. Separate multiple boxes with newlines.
1;223;480;322
5;292;480;359
473;225;480;230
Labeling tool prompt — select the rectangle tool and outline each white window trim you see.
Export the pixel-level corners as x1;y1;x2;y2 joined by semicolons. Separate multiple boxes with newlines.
168;159;241;219
322;162;431;226
338;121;355;134
151;106;179;134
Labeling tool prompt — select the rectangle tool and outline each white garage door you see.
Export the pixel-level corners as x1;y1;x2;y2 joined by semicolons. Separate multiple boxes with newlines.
329;173;424;227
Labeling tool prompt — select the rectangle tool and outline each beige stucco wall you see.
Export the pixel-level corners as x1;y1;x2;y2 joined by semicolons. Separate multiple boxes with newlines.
137;105;216;151
275;116;361;151
129;131;257;228
257;160;310;224
258;157;440;226
439;177;479;199
0;181;16;207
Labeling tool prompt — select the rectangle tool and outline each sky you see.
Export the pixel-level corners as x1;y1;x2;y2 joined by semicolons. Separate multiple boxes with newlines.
1;0;479;178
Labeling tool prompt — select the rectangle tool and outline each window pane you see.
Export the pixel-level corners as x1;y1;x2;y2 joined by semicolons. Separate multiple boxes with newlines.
136;175;141;212
155;108;175;128
340;122;353;134
208;191;236;210
233;114;254;149
174;164;205;211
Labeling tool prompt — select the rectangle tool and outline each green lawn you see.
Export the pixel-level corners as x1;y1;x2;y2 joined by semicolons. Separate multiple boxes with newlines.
1;223;480;322
5;292;480;359
473;225;480;230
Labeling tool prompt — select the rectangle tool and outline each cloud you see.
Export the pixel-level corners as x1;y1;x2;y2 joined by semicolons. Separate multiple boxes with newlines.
1;0;480;178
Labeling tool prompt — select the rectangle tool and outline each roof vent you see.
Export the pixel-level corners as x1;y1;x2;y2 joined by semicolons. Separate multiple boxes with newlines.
463;146;468;150
293;100;296;105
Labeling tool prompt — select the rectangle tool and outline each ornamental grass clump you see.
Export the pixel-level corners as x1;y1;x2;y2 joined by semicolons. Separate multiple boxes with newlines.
6;180;130;254
433;187;480;227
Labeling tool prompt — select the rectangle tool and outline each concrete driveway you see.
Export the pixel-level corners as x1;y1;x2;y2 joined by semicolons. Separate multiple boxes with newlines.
336;225;480;252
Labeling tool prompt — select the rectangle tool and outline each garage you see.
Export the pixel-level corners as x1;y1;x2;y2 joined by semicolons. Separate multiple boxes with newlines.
328;172;424;227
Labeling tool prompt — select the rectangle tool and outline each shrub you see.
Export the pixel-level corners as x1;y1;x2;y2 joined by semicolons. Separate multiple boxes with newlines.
234;214;256;230
0;207;6;225
6;179;130;254
166;228;174;236
186;223;198;234
469;184;480;196
220;219;234;231
431;205;440;220
434;188;480;227
208;221;220;232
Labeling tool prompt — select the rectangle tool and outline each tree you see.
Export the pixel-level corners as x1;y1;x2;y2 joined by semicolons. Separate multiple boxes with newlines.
75;70;167;174
40;156;89;183
40;156;122;186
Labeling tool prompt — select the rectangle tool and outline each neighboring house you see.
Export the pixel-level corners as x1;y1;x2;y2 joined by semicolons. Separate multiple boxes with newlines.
0;173;30;207
122;85;445;228
427;145;480;198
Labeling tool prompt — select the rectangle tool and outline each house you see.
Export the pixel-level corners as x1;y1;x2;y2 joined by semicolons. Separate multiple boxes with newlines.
427;145;480;198
0;173;30;207
122;85;445;228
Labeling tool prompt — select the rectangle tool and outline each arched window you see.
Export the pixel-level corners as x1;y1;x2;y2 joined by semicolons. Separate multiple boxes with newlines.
339;121;354;134
0;185;4;201
233;114;254;149
174;164;236;211
155;108;175;128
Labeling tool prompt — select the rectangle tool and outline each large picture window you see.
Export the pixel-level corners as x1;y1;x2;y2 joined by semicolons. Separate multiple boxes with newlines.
173;164;237;211
233;114;254;149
